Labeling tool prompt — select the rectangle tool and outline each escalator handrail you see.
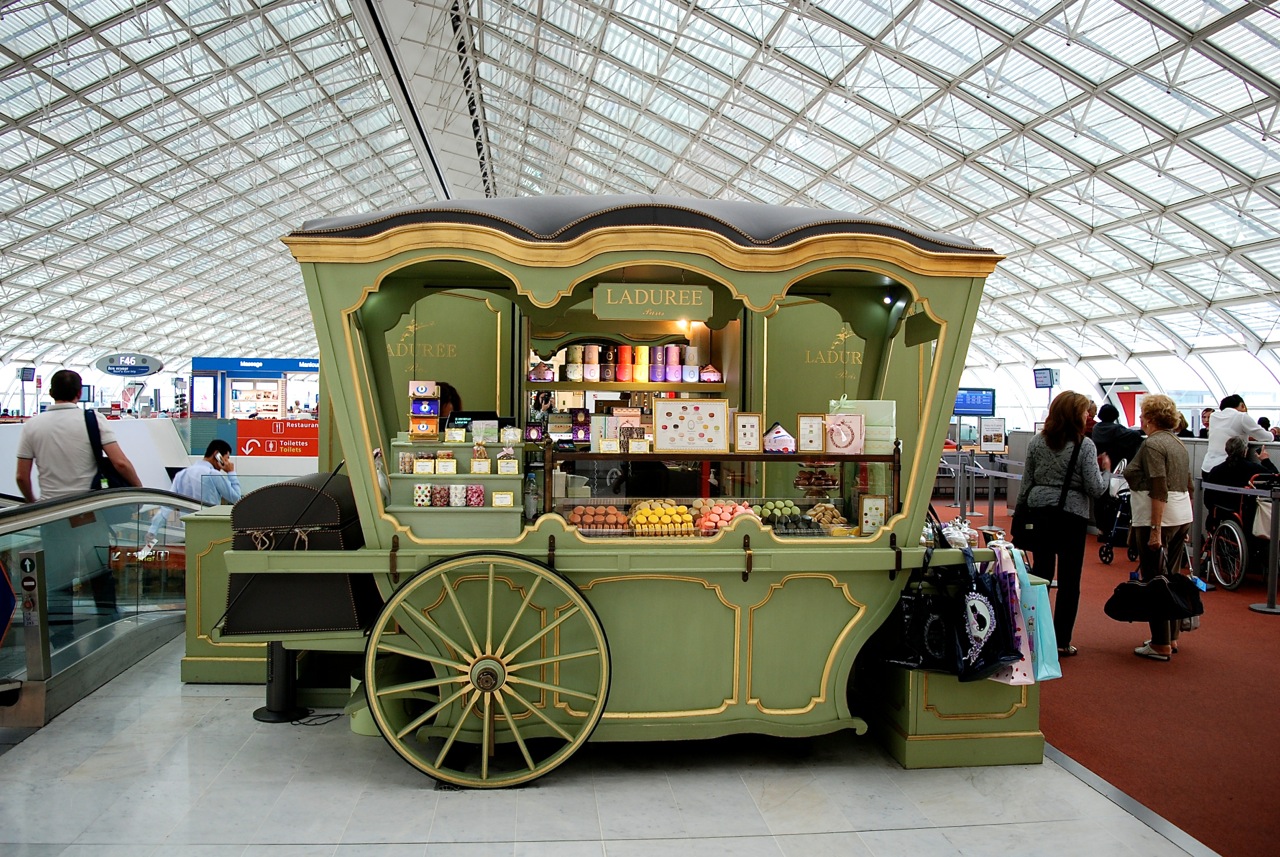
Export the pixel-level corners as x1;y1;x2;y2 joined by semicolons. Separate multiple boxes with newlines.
0;487;202;535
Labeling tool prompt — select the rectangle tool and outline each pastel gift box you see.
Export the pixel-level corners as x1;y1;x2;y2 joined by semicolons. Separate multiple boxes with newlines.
763;422;796;453
413;484;431;507
409;380;439;398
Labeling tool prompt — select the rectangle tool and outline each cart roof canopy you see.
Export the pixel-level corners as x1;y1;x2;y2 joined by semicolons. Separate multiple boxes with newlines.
289;195;997;259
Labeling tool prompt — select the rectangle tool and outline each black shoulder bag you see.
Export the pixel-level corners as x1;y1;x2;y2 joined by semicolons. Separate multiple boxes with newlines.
1012;440;1081;551
85;410;131;490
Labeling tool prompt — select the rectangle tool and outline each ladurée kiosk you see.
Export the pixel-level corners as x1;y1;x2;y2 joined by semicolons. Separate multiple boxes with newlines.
206;195;1030;788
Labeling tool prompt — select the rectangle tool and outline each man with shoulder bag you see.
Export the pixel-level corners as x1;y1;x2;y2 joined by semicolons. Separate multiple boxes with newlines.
15;370;142;636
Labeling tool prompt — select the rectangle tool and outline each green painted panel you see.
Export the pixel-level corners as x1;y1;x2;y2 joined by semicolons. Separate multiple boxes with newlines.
581;576;737;715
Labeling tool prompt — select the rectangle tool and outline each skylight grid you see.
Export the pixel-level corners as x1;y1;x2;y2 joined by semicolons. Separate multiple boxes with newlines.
885;3;996;78
773;14;863;81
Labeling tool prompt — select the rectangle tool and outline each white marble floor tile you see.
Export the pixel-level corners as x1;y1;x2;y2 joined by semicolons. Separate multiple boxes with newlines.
0;636;1212;857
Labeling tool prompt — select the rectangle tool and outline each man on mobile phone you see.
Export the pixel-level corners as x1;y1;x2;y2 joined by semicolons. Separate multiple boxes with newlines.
144;440;241;544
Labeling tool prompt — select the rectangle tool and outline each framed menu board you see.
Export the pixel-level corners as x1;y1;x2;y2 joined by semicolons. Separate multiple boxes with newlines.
653;399;729;453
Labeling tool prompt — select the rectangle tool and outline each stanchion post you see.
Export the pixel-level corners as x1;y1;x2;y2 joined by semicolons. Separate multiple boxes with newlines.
1249;485;1280;615
1190;475;1213;589
987;452;997;521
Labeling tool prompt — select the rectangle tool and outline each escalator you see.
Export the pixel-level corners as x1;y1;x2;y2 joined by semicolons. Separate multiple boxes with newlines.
0;488;201;726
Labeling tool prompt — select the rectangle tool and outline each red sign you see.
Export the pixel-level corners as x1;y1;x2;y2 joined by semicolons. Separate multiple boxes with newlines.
235;420;319;457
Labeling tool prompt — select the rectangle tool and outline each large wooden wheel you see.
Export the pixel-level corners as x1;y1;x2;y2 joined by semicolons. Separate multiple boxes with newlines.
364;552;610;788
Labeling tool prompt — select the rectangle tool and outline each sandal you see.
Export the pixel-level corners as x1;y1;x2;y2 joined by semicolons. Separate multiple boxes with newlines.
1058;645;1078;657
1134;643;1171;661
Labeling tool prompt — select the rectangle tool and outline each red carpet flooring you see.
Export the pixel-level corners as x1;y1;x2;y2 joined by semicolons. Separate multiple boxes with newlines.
969;501;1280;857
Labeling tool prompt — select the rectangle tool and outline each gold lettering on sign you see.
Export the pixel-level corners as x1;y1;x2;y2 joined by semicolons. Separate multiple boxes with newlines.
803;325;862;368
386;343;460;359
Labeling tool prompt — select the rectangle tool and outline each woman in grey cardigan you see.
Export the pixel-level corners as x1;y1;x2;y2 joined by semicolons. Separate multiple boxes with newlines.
1015;390;1111;656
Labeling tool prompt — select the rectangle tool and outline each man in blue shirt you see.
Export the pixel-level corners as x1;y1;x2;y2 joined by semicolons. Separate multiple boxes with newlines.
144;440;241;545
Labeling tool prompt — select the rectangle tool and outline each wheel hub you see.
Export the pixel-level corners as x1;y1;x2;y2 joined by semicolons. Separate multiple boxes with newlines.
470;657;507;692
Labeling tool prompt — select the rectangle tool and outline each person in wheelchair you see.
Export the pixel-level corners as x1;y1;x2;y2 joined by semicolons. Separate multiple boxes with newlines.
1205;435;1276;532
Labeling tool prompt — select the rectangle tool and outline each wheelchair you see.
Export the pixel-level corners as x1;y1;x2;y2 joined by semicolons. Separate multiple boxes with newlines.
1206;472;1278;590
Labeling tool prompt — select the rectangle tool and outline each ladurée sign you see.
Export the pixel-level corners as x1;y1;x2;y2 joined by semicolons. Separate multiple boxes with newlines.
593;284;712;322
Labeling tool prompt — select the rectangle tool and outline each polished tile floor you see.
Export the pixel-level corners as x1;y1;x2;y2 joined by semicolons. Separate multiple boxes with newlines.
0;638;1215;856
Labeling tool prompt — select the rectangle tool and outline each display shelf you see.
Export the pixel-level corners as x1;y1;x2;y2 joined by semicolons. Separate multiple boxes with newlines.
389;472;521;480
527;381;725;393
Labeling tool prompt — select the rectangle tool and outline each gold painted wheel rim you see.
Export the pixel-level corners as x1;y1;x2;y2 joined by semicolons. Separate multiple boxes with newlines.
364;553;610;788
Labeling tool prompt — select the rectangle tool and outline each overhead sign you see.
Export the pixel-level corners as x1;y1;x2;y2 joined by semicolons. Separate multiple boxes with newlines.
191;357;319;374
593;283;713;322
96;353;163;377
236;420;319;457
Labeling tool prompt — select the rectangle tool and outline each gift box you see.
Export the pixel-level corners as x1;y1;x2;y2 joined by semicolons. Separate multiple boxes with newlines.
409;417;439;438
764;421;796;453
413;484;431;507
410;380;439;398
700;364;722;383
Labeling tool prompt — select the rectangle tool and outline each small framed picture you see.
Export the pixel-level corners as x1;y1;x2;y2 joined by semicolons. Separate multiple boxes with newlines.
735;412;762;453
492;491;515;507
860;495;889;534
600;438;621;453
524;424;544;443
436;459;458;475
413;458;435;475
797;414;826;453
470;458;492;474
444;427;467;444
628;438;650;454
497;459;520;475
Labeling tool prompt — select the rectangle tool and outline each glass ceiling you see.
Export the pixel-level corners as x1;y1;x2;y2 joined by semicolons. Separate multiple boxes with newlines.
2;0;1278;393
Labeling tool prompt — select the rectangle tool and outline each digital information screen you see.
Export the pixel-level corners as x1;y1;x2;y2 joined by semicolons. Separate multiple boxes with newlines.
954;388;996;417
1033;367;1059;389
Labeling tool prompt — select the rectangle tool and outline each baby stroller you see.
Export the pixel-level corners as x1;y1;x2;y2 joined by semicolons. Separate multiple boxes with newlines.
1098;461;1137;565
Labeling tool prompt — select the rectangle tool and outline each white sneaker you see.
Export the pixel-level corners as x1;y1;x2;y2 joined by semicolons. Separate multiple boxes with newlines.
135;539;158;561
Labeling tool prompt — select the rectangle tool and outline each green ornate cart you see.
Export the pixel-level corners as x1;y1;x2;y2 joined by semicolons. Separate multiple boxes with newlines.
220;196;1007;787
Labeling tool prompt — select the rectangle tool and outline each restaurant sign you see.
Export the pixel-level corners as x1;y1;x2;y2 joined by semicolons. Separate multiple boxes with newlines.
593;283;713;322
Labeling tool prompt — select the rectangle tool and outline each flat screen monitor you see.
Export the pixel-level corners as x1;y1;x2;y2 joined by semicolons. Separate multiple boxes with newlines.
1032;367;1059;389
78;384;93;403
444;411;515;430
954;388;996;417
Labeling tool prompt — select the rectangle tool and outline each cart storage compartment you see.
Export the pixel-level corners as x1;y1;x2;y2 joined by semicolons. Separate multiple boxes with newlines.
224;472;380;635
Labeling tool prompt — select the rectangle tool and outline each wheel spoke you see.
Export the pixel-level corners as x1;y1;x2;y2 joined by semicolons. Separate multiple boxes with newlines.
434;691;481;769
481;694;492;781
375;675;467;698
396;683;472;741
505;605;581;661
396;601;471;663
507;674;598;703
506;648;599;672
375;639;469;673
441;570;482;657
496;575;542;656
495;692;536;772
485;562;495;653
504;685;575;742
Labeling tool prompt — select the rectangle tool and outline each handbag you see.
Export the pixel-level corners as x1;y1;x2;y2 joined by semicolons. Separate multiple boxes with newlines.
84;410;130;490
1104;573;1204;622
1012;441;1082;552
881;541;962;674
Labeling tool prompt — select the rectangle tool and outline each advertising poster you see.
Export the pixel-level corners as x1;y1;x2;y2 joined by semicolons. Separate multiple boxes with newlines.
979;417;1006;452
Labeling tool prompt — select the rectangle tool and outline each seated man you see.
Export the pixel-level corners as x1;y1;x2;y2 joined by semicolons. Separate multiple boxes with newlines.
144;440;242;548
1205;436;1276;531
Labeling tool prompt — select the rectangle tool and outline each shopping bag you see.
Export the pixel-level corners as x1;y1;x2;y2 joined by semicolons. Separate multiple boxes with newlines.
881;578;962;674
1011;547;1060;681
1254;498;1271;540
988;545;1034;686
953;548;1023;682
1109;460;1130;498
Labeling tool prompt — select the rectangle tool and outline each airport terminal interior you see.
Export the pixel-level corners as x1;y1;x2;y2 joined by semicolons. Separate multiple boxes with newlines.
4;1;1280;855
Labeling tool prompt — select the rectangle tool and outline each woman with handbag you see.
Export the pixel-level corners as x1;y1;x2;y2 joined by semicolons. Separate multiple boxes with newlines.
1014;391;1110;656
1124;394;1195;661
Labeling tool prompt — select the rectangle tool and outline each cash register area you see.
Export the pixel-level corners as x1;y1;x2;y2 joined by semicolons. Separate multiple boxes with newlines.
0;637;1211;856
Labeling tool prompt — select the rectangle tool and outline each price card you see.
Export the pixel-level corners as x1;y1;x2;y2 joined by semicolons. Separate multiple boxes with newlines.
600;439;620;453
444;427;467;444
628;439;651;454
492;491;515;507
497;459;520;475
470;458;492;474
436;459;458;475
413;459;435;474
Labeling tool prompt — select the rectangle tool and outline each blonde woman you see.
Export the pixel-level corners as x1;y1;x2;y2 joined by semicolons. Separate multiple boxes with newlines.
1124;394;1194;661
